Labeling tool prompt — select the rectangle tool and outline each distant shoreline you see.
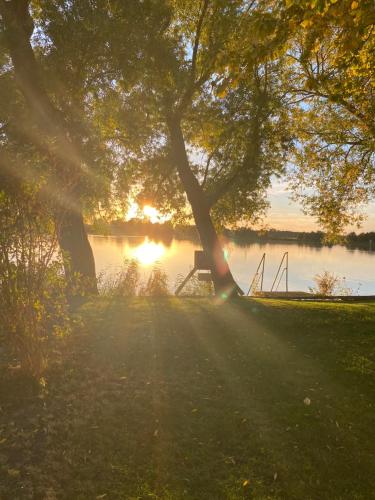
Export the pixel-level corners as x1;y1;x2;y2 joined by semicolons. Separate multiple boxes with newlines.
86;220;375;252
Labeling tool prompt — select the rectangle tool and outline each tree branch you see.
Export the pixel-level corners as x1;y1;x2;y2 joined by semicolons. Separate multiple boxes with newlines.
191;0;209;84
207;169;240;208
200;150;215;188
177;0;210;113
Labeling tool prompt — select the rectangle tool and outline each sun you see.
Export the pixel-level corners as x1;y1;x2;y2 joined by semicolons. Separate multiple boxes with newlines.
143;205;161;223
125;202;170;224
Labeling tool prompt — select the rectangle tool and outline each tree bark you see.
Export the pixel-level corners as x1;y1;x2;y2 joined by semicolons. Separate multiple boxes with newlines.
0;0;97;294
56;208;98;295
167;117;242;297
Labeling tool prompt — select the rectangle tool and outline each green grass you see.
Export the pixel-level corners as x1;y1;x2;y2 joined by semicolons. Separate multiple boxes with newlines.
1;298;375;499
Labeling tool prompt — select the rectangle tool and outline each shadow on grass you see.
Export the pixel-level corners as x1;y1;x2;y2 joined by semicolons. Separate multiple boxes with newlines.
1;297;375;499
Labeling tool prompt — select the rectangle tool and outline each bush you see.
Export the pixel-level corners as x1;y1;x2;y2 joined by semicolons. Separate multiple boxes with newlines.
99;261;170;297
98;260;140;297
139;267;169;296
310;271;353;296
0;187;70;379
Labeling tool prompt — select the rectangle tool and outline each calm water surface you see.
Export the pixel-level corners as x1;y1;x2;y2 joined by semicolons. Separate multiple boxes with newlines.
89;235;375;295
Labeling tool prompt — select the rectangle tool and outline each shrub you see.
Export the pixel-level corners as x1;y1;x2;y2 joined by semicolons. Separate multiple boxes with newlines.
0;187;70;379
98;260;140;297
310;271;353;296
139;267;169;296
99;261;170;297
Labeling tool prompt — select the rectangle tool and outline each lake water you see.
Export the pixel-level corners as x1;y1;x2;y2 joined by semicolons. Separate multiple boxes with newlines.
89;235;375;295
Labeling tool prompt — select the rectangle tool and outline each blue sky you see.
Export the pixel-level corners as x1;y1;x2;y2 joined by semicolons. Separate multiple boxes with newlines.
266;179;375;232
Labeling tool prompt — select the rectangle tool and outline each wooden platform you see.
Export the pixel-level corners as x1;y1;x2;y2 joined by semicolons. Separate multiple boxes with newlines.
253;291;313;298
252;291;375;302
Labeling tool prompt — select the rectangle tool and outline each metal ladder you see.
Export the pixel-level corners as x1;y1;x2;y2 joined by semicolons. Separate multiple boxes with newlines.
270;251;289;292
247;253;265;295
248;251;289;295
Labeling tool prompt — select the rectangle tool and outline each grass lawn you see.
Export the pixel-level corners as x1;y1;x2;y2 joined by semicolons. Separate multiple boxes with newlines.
1;298;375;499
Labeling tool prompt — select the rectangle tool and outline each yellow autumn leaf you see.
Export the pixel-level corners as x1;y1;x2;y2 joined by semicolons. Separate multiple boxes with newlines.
216;89;228;99
243;479;250;487
7;468;20;477
351;1;358;9
301;19;312;28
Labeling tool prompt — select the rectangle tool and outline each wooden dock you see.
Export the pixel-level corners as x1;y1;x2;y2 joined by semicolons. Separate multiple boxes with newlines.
253;291;375;302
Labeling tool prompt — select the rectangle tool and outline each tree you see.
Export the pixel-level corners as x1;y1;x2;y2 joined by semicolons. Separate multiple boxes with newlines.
104;0;292;296
0;0;178;293
285;0;375;238
0;0;99;292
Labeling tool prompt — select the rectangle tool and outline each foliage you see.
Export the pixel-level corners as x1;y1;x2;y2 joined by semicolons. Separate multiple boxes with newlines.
309;270;354;296
0;184;70;378
174;271;214;296
0;0;374;271
286;0;375;238
139;267;169;297
99;261;170;297
0;0;125;218
309;271;340;296
98;0;294;225
98;260;140;297
100;262;217;297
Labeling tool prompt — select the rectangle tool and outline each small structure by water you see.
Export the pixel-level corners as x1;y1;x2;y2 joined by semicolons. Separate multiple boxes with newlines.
248;252;291;296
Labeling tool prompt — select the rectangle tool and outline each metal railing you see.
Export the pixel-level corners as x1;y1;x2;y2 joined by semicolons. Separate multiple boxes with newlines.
270;251;288;292
247;253;265;295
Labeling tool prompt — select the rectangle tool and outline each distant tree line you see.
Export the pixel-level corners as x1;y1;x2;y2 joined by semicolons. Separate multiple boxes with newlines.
87;219;375;250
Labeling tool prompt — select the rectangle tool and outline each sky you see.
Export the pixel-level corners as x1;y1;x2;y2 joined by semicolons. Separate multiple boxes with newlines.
266;179;375;233
129;178;375;234
183;148;375;234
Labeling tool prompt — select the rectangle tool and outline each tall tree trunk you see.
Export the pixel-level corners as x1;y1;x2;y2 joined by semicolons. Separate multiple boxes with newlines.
0;0;97;294
56;208;98;295
168;117;241;297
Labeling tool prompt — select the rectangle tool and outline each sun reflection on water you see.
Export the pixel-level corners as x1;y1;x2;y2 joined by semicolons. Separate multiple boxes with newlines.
130;238;166;266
